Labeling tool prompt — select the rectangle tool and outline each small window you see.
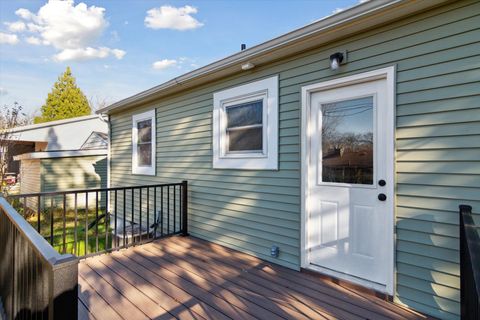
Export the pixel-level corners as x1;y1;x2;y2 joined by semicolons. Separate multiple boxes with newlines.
213;76;278;170
226;100;263;152
132;110;155;175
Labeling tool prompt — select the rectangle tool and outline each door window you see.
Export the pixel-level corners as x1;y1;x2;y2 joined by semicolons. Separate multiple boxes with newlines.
321;96;374;185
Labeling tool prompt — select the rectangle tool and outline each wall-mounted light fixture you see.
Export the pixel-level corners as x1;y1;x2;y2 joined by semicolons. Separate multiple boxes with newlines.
329;51;347;71
241;62;255;70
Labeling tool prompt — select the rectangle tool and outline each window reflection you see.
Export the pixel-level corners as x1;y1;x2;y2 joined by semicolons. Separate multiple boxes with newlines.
321;96;374;185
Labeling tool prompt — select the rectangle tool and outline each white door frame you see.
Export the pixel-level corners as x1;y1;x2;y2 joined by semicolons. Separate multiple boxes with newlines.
300;66;396;295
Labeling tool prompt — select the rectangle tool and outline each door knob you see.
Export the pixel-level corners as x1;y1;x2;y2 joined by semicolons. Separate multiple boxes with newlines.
378;193;387;201
378;179;386;186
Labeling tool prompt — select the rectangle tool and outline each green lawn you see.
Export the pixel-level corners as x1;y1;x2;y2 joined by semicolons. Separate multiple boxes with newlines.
23;206;112;257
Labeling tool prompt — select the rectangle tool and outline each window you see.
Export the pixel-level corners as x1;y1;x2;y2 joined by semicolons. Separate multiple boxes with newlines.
132;110;156;175
213;76;278;169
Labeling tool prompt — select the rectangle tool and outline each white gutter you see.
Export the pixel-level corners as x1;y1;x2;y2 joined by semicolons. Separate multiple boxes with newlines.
98;0;449;114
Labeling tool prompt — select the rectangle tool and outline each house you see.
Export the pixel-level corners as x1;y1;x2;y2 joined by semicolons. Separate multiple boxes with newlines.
9;115;108;207
95;0;480;319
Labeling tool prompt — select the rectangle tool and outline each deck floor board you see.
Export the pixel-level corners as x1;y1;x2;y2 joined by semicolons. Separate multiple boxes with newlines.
78;236;429;320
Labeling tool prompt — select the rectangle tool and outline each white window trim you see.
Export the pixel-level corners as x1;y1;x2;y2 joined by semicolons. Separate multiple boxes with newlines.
132;109;156;175
213;76;278;170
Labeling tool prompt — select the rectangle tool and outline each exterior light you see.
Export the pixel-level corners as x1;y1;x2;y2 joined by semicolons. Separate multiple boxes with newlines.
330;52;344;71
241;62;255;70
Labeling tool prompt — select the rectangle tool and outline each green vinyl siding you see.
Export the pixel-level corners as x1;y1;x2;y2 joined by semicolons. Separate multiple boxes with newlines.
109;1;480;319
41;155;107;192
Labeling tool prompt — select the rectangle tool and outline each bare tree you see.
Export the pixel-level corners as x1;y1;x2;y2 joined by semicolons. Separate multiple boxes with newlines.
0;103;29;195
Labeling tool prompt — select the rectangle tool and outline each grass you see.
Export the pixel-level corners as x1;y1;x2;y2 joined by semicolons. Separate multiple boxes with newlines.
17;202;113;256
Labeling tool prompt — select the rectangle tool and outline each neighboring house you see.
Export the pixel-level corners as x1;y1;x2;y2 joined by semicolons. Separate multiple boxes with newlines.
9;115;108;207
98;1;479;319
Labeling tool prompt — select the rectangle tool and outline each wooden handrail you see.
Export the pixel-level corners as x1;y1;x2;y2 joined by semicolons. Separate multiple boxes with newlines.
0;197;78;320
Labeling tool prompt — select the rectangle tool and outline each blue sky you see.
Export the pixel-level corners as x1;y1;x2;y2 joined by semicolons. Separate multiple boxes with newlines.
0;0;361;115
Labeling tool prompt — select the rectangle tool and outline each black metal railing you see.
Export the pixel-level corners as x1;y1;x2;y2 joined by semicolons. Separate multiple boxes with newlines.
8;181;188;258
0;197;78;320
460;204;480;320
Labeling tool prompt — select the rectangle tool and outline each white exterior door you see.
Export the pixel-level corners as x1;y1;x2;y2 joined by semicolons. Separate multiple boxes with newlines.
303;68;395;293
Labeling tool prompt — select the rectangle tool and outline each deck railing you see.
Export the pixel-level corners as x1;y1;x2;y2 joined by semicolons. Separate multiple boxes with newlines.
0;197;78;320
460;204;480;320
8;181;188;258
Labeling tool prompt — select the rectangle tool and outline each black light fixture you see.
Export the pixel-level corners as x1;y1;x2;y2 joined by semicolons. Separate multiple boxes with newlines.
329;52;344;71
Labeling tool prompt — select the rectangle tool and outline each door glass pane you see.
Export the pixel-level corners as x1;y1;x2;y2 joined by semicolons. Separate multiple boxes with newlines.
321;96;374;184
228;127;263;151
226;100;263;127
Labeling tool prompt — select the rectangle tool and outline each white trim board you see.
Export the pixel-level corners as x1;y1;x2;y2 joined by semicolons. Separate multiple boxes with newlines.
14;149;107;160
300;66;396;295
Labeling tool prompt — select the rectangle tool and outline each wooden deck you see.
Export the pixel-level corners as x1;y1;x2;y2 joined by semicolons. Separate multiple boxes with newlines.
78;236;428;320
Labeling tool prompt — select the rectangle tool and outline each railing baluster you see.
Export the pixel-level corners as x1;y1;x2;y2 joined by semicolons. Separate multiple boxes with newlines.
62;194;67;254
153;187;157;239
167;185;170;235
123;188;126;247
161;186;164;237
105;190;109;251
147;187;150;241
37;195;41;233
114;190;118;247
95;191;99;253
23;196;27;217
182;181;188;236
85;192;89;256
74;193;78;256
139;187;142;243
131;188;134;246
173;185;176;233
50;197;54;245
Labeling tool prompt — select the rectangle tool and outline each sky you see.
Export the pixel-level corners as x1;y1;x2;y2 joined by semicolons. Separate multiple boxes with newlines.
0;0;362;116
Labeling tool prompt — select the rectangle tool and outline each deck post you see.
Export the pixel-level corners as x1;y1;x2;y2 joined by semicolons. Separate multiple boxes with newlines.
182;180;189;236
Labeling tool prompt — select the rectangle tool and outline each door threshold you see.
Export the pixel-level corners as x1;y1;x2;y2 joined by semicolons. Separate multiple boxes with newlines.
302;264;393;301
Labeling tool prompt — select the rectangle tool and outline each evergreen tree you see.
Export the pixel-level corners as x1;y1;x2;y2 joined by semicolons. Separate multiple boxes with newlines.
34;67;91;123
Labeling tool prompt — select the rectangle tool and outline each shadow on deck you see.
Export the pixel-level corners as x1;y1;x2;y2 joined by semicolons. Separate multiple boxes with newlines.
78;236;428;320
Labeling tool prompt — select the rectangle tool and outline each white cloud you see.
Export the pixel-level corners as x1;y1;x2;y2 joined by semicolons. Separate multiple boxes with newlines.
15;8;36;20
5;21;27;32
25;36;43;45
0;32;19;45
9;0;125;61
145;5;203;30
54;47;126;62
152;59;177;70
0;87;8;96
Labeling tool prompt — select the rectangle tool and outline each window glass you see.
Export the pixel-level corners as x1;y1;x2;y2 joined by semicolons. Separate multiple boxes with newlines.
137;119;152;166
321;96;374;184
226;100;263;152
137;120;152;143
226;101;262;127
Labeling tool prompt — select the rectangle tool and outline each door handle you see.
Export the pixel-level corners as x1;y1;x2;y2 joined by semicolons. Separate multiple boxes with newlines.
378;193;387;201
